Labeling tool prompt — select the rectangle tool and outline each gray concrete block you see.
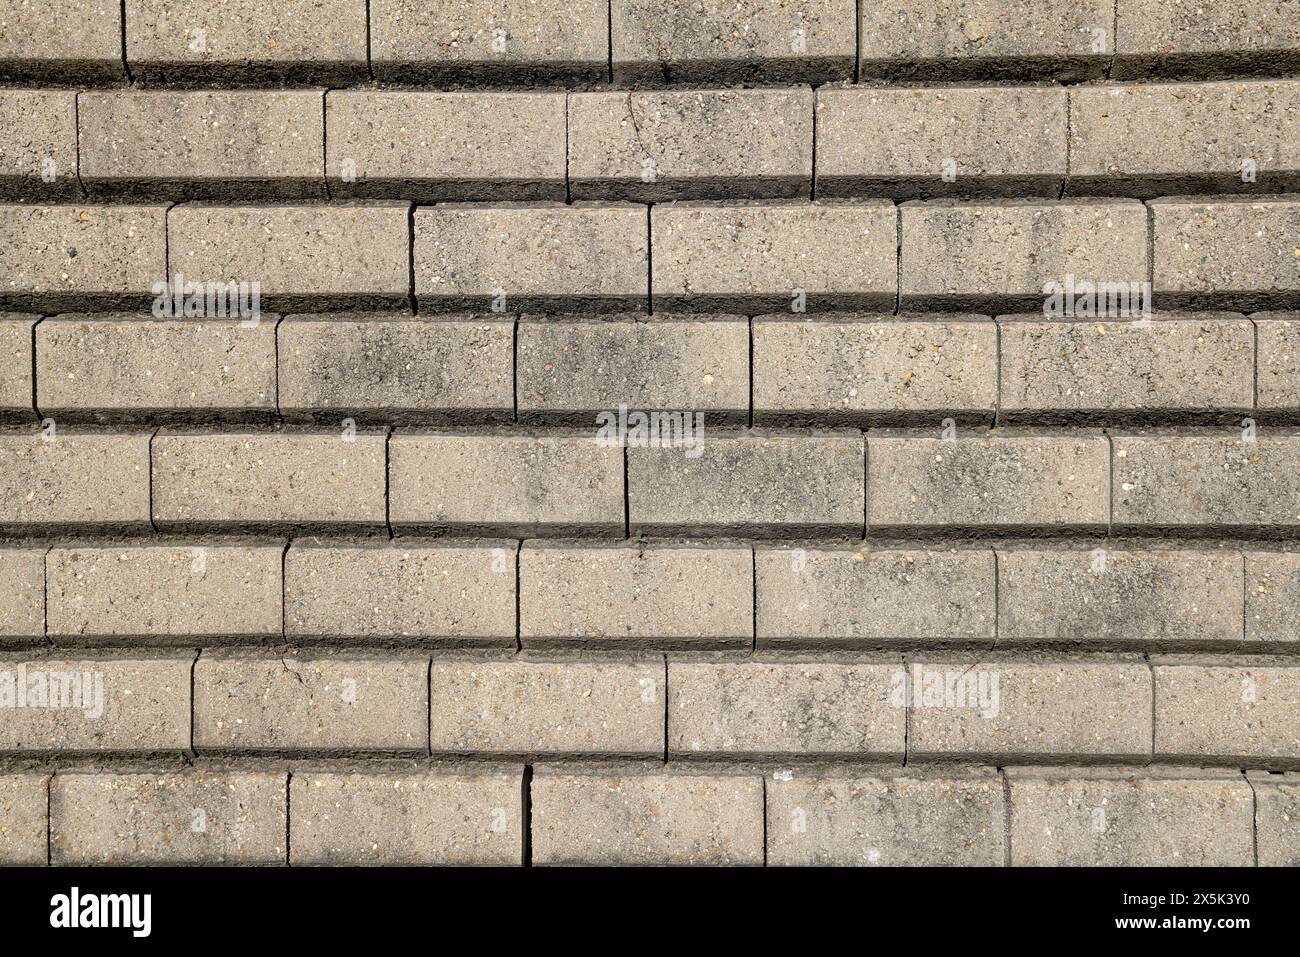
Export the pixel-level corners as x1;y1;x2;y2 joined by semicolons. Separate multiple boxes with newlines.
520;543;752;649
611;0;854;85
1246;552;1300;646
0;549;44;643
1254;312;1300;411
1112;433;1300;533
816;86;1067;197
414;204;648;313
126;0;369;83
50;771;286;865
628;432;864;537
193;653;429;753
531;768;763;865
1154;658;1300;766
152;431;388;532
667;659;905;759
998;548;1244;648
907;658;1153;762
0;774;48;864
1069;81;1300;196
755;545;995;646
36;316;277;422
0;314;37;420
0;653;192;754
998;315;1255;421
867;431;1111;534
291;770;523;865
1008;768;1255;865
430;659;663;756
752;315;997;425
1251;772;1300;866
326;91;566;201
767;769;1005;865
388;432;624;536
651;202;897;312
0;432;151;532
568;88;813;200
46;544;283;644
278;314;513;425
370;0;608;83
516;316;749;425
285;540;516;644
0;90;79;199
79;91;325;200
1113;0;1300;78
168;204;410;310
1151;197;1300;310
900;199;1149;312
0;205;167;311
0;0;124;82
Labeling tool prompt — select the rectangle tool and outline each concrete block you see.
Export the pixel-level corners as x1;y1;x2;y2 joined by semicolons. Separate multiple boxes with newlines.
0;90;79;199
520;543;752;649
46;544;283;643
193;653;429;753
285;540;516;644
50;771;286;864
0;549;44;643
1251;772;1300;866
752;315;997;425
531;768;763;865
430;659;663;756
0;774;48;864
1246;552;1300;646
0;0;123;82
628;432;864;537
568;88;813;200
326;91;566;201
755;546;996;647
1254;312;1300;411
388;432;624;536
651;202;897;312
0;314;37;420
667;659;905;759
1113;0;1300;78
0;431;151;532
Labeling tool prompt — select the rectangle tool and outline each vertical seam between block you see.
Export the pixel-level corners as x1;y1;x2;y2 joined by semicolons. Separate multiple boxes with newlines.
364;0;374;80
514;540;522;652
993;317;1002;427
853;0;861;83
1001;768;1012;867
1245;772;1259;867
1105;430;1114;534
1059;87;1071;200
810;88;817;201
1240;547;1248;651
606;0;613;83
747;316;754;429
272;315;284;422
750;545;757;653
280;539;290;641
72;92;87;199
522;764;533;867
41;545;51;647
564;93;572;204
645;203;653;315
901;651;909;766
1250;316;1259;413
894;202;902;316
661;654;669;763
1145;201;1155;295
321;91;332;200
622;444;630;538
862;432;869;539
761;774;768;867
119;0;132;83
30;317;43;423
512;315;519;424
406;203;417;316
285;769;293;866
384;427;393;539
147;427;159;533
1146;652;1156;766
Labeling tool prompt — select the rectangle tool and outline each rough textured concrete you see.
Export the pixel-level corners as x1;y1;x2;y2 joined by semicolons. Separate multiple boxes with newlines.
531;768;763;865
37;316;277;420
0;774;49;864
51;771;287;864
371;0;608;83
1007;768;1255;865
326;91;566;201
0;205;167;309
1254;312;1300;410
755;546;995;646
1114;0;1300;78
389;433;624;536
0;90;79;199
652;202;897;312
998;316;1255;420
0;549;44;643
517;317;749;424
611;0;854;84
0;0;124;81
1245;552;1300;646
667;660;905;759
752;316;996;424
628;432;864;537
860;0;1112;79
520;544;752;648
900;200;1149;311
285;541;516;644
569;89;813;200
1153;658;1300;766
414;204;648;312
1250;771;1300;866
0;653;192;753
767;769;1005;866
997;548;1244;647
430;659;663;756
0;314;37;419
867;432;1111;533
79;91;325;200
907;658;1154;762
152;431;387;531
291;770;523;865
278;314;513;424
194;653;429;752
47;544;282;643
0;432;152;531
816;86;1067;196
126;0;369;83
1112;433;1300;533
